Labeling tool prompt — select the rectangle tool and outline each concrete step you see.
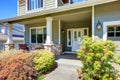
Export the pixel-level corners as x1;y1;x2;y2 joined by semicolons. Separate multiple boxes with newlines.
57;62;81;70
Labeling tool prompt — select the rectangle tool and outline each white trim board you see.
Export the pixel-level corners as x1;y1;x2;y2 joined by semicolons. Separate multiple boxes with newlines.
103;20;120;41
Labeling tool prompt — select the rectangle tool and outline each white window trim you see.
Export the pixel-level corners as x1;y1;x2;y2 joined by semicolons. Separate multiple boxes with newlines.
29;26;46;44
67;28;89;47
26;0;44;13
103;20;120;41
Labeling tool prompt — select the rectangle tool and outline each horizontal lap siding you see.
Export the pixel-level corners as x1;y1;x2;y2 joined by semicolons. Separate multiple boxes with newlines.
18;0;56;15
19;3;26;15
18;0;26;15
95;1;120;53
95;1;120;39
44;0;56;9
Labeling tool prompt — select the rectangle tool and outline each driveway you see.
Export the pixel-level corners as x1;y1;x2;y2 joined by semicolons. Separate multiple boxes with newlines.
44;54;83;80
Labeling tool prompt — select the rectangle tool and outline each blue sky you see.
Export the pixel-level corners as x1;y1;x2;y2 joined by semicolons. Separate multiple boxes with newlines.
0;0;17;19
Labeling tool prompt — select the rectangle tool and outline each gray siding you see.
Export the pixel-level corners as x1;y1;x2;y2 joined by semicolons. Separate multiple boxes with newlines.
44;0;56;9
94;1;120;51
52;21;59;44
18;3;26;15
94;1;120;38
25;26;30;44
18;0;56;16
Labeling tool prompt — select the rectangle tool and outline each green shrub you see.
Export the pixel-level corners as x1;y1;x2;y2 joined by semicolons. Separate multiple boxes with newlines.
0;50;55;79
34;50;55;73
77;36;120;80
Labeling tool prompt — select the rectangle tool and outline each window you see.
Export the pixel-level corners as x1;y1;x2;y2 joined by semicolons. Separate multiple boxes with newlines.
27;0;43;11
108;26;120;37
30;27;46;43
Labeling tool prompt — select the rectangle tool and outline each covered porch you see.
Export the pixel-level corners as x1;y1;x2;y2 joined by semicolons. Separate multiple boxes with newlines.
0;6;95;54
23;7;92;53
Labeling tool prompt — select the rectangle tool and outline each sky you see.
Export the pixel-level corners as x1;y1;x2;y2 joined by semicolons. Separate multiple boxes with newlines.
0;0;17;19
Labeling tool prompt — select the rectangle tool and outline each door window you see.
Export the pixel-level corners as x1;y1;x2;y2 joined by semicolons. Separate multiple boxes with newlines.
67;30;72;47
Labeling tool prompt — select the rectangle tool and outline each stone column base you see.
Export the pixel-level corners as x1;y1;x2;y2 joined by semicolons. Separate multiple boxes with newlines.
44;44;54;53
54;44;62;56
5;44;14;50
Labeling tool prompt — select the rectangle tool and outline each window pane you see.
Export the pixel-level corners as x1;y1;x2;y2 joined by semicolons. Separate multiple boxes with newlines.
74;31;77;39
37;29;43;43
31;29;36;43
116;26;120;32
108;27;114;31
35;0;38;8
84;29;87;36
28;0;31;10
39;0;43;7
31;0;34;10
108;32;114;37
116;32;120;37
78;31;81;37
43;28;46;43
68;30;71;45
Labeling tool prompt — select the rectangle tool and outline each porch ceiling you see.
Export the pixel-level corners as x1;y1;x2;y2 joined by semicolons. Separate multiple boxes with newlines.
54;11;91;22
18;10;91;25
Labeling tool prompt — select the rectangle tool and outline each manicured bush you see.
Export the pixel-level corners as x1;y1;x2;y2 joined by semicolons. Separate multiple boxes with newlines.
77;36;120;80
0;53;38;80
33;50;55;73
0;50;55;79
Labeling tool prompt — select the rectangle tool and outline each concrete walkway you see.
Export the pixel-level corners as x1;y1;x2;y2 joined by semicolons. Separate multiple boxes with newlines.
44;54;83;80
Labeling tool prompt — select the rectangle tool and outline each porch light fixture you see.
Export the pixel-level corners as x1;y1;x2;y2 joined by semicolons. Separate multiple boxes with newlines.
96;21;102;30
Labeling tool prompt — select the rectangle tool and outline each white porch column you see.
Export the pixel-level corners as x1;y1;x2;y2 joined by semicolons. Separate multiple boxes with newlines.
5;23;14;50
92;5;95;39
58;20;61;44
6;24;13;44
45;17;53;44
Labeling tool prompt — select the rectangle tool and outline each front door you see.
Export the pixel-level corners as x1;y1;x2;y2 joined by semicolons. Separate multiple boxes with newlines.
72;29;82;51
72;28;88;51
67;28;88;52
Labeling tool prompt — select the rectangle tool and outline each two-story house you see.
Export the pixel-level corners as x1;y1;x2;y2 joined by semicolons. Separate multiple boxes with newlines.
0;0;120;54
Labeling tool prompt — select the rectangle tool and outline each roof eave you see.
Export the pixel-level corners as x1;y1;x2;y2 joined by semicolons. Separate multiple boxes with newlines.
0;0;118;23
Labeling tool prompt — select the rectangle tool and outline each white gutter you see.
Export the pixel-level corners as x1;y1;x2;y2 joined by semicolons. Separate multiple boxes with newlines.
0;0;118;23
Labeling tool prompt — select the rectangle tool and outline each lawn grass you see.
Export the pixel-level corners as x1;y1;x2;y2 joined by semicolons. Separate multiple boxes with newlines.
36;74;45;80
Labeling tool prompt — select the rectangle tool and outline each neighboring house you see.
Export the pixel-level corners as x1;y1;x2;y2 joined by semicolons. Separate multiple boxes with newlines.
0;24;24;50
0;0;120;53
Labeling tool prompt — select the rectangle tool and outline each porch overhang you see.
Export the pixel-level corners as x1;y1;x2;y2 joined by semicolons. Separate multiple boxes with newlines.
0;0;117;24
